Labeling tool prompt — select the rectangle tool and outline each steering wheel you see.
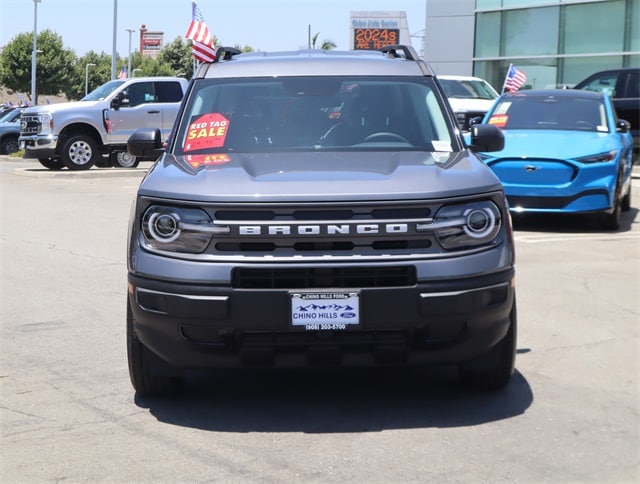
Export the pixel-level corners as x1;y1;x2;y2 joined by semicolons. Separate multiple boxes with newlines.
363;132;411;144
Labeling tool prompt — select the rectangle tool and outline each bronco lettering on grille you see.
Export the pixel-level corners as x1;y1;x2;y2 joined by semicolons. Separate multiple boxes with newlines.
238;223;409;236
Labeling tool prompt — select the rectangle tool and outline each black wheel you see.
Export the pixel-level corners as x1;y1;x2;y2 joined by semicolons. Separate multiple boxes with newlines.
127;299;181;397
60;134;99;170
600;178;622;230
111;151;140;168
1;135;19;154
621;185;631;212
363;132;410;144
38;158;65;170
458;303;517;391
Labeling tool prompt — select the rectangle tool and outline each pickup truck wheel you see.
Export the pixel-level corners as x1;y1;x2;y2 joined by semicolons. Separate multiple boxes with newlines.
112;151;140;168
127;300;182;397
61;134;99;170
458;303;517;391
38;158;65;170
1;135;19;154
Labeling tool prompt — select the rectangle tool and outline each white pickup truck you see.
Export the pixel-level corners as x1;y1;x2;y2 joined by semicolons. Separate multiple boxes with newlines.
19;76;189;170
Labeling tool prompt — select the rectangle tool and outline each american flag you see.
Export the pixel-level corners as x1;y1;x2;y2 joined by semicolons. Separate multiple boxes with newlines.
118;66;127;79
503;64;527;93
185;1;216;63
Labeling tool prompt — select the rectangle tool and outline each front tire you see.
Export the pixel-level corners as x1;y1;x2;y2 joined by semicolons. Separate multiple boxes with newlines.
458;303;517;391
1;135;19;154
38;158;65;170
600;192;621;231
60;134;99;170
127;299;181;397
112;150;140;168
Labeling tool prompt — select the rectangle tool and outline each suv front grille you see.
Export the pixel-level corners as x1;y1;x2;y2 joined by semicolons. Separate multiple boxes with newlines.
232;266;416;289
207;202;439;258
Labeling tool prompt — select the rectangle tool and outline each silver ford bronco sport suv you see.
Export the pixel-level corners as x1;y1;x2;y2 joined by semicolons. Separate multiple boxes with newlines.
126;45;516;396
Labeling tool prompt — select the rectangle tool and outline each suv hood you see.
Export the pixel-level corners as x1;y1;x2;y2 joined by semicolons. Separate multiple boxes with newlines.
138;150;503;202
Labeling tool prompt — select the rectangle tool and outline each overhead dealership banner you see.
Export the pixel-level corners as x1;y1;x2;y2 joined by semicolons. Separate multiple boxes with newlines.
350;11;411;50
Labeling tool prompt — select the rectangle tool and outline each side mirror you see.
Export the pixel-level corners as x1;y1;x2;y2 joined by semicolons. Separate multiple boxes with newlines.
467;123;505;152
616;119;631;133
127;128;164;159
110;91;127;111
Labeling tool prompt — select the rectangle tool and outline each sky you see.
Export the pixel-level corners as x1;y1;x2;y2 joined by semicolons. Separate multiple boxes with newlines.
1;0;427;57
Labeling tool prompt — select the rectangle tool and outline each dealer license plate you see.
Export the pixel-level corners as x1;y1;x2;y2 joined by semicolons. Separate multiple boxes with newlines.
290;291;360;330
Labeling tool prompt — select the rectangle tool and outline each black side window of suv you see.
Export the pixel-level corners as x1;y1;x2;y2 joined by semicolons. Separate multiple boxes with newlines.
155;82;184;103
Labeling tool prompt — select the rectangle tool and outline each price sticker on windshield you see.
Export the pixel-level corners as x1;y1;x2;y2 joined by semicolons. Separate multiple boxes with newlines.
184;113;229;152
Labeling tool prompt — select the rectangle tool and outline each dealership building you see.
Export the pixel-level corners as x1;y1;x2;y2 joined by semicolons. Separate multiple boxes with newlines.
421;0;639;90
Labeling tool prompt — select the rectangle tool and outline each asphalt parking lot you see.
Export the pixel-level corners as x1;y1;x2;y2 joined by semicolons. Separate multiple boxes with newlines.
1;154;638;483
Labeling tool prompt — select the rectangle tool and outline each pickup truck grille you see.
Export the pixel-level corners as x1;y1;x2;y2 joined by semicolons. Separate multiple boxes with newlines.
20;114;41;135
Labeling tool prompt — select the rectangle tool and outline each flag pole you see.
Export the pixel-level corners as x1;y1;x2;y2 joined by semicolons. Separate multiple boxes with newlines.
501;64;513;95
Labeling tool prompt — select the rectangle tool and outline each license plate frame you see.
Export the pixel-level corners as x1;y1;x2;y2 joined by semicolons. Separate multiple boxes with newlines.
290;291;360;330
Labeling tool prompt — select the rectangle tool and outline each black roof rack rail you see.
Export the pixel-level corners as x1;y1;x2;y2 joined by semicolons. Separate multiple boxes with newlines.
379;44;418;61
214;47;242;62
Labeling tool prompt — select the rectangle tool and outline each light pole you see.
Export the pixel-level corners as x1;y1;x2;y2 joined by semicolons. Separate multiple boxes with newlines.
31;0;42;105
111;0;117;79
126;28;135;78
85;63;96;96
132;69;142;77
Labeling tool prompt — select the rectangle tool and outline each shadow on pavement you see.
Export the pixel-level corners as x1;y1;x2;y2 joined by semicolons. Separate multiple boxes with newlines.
135;366;533;433
511;207;638;234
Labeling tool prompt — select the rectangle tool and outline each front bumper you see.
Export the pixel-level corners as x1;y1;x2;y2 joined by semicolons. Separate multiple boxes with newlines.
128;268;516;371
19;134;58;159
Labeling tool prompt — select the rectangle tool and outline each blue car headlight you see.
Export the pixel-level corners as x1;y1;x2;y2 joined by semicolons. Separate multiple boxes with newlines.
575;150;617;164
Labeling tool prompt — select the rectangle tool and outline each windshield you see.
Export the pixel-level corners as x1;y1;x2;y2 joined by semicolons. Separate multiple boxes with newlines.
0;108;21;123
173;76;456;155
440;79;498;100
82;80;126;101
487;94;608;132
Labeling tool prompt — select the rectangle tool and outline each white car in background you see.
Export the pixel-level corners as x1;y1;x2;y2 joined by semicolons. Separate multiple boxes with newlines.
439;75;500;131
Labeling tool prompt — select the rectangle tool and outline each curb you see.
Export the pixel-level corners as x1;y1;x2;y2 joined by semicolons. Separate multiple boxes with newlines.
12;165;151;179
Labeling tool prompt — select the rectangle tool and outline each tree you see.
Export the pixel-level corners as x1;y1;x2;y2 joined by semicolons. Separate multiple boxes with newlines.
158;37;194;78
62;51;113;100
0;30;75;104
311;32;336;51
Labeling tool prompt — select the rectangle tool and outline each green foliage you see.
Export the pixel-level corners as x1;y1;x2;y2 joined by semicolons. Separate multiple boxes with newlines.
158;37;194;79
0;30;75;104
0;31;256;104
311;32;336;50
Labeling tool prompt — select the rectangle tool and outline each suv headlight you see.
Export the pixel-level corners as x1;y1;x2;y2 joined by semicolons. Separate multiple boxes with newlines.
141;205;223;253
426;201;502;250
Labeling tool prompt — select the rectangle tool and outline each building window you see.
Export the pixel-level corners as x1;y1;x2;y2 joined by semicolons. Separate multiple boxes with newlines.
503;7;559;57
563;0;625;54
475;12;501;57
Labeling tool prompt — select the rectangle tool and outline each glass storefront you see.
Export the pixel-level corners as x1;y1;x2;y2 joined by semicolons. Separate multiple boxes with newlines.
473;0;639;90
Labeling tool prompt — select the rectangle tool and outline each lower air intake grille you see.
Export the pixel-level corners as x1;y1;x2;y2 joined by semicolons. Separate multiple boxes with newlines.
232;266;416;289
